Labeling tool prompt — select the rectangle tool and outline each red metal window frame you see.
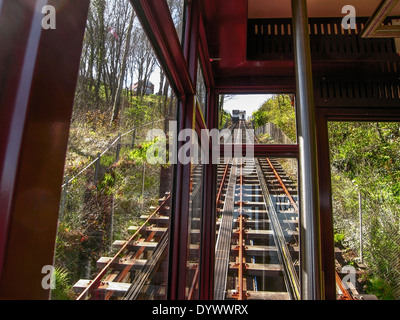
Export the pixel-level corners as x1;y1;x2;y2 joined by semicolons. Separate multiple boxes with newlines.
131;0;218;300
0;0;90;299
316;106;400;300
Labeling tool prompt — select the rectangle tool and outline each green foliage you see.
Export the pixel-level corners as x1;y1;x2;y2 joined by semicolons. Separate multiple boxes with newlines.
98;172;115;193
329;122;400;203
365;276;396;300
329;121;400;299
100;154;117;167
50;267;75;300
219;109;232;129
124;95;166;128
252;95;296;141
334;232;345;246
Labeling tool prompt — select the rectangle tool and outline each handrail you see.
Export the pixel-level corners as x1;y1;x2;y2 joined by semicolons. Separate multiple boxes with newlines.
76;194;171;300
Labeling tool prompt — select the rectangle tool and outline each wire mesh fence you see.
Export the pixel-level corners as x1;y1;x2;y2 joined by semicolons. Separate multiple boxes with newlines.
53;118;173;299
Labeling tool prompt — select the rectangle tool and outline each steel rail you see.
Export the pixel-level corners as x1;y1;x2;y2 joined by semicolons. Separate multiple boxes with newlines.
250;120;301;299
76;194;171;300
256;160;301;300
188;160;231;300
265;157;299;213
216;160;231;207
104;231;157;300
236;159;246;300
255;122;354;300
188;264;200;300
123;231;169;300
335;271;354;300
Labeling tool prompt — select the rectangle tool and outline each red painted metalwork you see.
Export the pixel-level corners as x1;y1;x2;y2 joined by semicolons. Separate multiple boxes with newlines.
316;107;400;300
230;158;250;300
168;98;192;300
185;1;200;84
220;144;299;158
0;0;38;283
215;77;296;94
130;0;198;300
315;110;336;300
130;0;194;99
199;88;219;300
3;0;399;301
198;14;215;89
0;0;90;299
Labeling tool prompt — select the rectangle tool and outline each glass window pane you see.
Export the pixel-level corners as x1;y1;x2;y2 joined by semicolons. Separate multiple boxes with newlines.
166;0;186;43
196;59;207;118
186;158;203;299
54;0;178;300
329;121;400;300
219;94;297;144
215;155;299;300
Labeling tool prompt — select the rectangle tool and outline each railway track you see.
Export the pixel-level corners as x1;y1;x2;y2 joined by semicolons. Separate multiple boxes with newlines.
214;120;300;300
73;119;363;300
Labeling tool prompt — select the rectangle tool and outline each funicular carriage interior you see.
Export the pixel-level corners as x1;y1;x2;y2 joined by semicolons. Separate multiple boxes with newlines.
1;0;400;301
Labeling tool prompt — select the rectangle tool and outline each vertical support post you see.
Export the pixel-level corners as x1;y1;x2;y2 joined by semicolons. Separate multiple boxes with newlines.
141;161;145;211
169;96;194;300
359;191;363;264
116;132;121;161
110;195;114;252
291;0;323;300
59;177;69;222
131;128;136;149
315;111;336;300
94;153;101;187
199;88;217;300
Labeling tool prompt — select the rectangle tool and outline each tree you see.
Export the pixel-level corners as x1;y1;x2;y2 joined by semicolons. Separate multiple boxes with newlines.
110;11;136;125
252;94;296;141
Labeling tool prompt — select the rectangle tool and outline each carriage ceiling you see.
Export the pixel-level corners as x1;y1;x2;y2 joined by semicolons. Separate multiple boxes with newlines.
201;0;400;88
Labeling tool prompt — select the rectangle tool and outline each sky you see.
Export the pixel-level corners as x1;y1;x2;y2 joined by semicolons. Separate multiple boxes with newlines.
222;94;273;119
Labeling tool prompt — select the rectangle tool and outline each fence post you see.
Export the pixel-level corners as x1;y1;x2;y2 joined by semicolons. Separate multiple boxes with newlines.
116;132;121;161
94;152;101;187
141;162;145;211
131;128;136;149
59;176;69;221
359;191;363;264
